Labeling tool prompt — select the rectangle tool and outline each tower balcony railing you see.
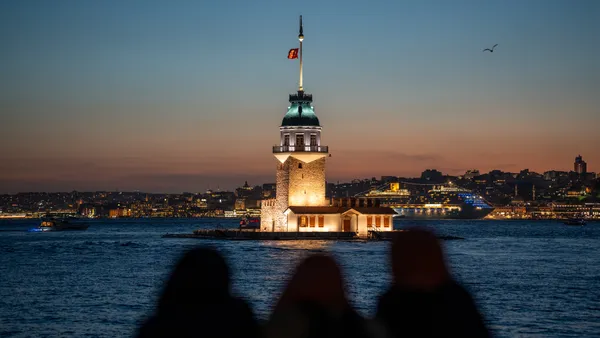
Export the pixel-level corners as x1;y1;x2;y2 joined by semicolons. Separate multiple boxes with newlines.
273;145;328;153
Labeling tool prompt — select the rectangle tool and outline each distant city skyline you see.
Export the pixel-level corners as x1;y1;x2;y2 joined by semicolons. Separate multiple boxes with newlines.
0;158;595;194
1;0;599;193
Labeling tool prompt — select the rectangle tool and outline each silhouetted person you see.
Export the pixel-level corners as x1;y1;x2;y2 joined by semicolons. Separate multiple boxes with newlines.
137;247;259;338
265;254;387;338
376;228;489;338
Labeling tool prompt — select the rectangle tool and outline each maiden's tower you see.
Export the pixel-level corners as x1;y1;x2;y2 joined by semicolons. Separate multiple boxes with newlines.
260;16;395;236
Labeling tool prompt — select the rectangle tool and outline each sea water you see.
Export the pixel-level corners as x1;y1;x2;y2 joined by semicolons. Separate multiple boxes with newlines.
1;219;599;337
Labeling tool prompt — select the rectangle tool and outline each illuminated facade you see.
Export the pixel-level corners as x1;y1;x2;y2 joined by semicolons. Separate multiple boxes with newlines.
260;16;395;235
574;155;587;174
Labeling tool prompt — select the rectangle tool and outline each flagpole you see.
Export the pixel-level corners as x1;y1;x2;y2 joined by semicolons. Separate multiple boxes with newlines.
298;15;304;92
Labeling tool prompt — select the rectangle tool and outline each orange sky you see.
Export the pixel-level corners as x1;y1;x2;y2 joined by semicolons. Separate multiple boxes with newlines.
1;1;599;192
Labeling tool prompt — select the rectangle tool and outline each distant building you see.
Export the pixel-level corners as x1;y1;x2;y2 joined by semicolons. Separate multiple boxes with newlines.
380;176;398;184
79;205;96;217
518;169;531;179
207;191;235;210
262;183;276;198
195;198;208;209
510;195;525;205
421;169;443;182
234;198;246;211
574;155;587;174
235;181;254;198
544;170;568;181
109;207;131;218
463;170;480;180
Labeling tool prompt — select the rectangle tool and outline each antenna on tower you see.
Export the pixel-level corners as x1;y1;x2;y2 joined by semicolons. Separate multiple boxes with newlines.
298;15;304;92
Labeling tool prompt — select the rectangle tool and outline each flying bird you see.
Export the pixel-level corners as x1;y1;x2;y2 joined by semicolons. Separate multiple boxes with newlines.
483;44;498;52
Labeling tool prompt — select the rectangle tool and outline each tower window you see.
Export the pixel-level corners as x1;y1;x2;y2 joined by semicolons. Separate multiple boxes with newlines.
310;134;317;146
283;134;290;146
296;134;304;149
298;163;302;169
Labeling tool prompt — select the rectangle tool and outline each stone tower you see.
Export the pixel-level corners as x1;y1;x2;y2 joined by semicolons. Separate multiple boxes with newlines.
261;16;329;231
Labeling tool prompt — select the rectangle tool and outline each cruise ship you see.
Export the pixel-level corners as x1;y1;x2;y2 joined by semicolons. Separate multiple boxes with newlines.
360;183;494;219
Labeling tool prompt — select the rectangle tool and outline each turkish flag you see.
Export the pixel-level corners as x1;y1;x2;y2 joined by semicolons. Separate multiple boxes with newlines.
287;48;299;59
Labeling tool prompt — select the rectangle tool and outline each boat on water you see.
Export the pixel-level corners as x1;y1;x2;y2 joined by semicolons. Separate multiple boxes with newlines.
564;218;586;226
360;182;494;220
239;216;260;230
37;216;89;232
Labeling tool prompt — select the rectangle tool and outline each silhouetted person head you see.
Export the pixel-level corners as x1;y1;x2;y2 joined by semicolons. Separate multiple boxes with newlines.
376;227;489;337
157;247;230;313
274;254;348;314
137;247;259;338
267;254;378;338
391;227;450;291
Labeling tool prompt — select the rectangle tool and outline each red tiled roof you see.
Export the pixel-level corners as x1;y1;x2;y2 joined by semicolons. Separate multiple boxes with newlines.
286;206;396;215
286;206;350;214
351;207;397;215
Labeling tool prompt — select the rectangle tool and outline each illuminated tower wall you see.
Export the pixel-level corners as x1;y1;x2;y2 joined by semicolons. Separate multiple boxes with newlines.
286;156;326;206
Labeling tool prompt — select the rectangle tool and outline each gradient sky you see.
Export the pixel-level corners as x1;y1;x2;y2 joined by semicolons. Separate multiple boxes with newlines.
1;0;599;193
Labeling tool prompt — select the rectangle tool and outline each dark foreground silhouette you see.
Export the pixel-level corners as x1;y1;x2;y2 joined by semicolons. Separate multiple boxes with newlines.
137;228;489;338
137;248;259;338
264;254;386;338
376;229;489;337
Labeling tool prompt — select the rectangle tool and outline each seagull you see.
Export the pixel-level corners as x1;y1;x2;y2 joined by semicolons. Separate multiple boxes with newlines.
483;44;498;52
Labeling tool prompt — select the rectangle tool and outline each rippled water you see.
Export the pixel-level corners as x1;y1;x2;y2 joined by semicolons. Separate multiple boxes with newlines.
1;219;599;337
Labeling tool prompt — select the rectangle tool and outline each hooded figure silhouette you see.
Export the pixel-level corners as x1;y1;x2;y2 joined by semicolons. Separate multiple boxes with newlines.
137;247;259;338
376;228;489;337
266;254;387;338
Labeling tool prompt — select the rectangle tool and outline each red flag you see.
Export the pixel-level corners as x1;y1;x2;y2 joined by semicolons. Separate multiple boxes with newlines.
287;48;299;59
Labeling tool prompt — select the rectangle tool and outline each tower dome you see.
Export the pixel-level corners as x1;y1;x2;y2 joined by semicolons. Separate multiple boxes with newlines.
281;101;320;127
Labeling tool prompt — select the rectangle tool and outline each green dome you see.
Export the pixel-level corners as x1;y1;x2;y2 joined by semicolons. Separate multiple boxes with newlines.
281;102;320;127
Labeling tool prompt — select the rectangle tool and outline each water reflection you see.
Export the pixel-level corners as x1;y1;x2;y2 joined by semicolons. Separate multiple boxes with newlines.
260;240;331;251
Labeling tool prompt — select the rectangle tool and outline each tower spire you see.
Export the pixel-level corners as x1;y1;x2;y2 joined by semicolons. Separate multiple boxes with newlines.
298;15;304;92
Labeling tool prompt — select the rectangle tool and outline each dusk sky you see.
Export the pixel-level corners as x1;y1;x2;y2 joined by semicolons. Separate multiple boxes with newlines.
1;0;598;193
